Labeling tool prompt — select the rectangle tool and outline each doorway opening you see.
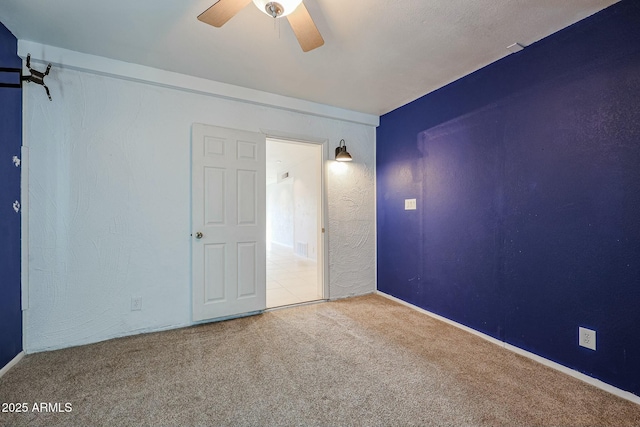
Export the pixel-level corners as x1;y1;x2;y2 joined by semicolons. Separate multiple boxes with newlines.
266;138;324;308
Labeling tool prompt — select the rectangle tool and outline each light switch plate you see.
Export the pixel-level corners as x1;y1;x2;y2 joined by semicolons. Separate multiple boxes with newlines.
405;199;417;210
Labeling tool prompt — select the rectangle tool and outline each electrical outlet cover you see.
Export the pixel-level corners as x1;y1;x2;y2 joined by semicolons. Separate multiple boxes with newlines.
579;327;596;351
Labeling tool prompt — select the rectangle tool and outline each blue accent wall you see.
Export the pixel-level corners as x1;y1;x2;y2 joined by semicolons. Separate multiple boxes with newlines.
0;21;22;369
377;0;640;396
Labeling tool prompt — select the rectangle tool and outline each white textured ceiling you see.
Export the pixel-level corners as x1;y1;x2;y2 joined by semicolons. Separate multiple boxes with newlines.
0;0;619;115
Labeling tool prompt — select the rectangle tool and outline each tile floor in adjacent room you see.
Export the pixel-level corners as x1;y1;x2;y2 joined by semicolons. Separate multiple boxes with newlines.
266;244;322;308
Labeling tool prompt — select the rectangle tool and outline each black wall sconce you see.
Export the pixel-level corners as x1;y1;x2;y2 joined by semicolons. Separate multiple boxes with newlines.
335;139;352;162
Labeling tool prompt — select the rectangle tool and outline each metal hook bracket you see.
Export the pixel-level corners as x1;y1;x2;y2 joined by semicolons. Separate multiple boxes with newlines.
22;54;53;101
0;54;53;101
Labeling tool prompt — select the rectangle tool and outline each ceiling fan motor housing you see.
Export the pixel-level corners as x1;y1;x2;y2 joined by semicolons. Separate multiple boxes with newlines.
265;2;283;18
252;0;302;18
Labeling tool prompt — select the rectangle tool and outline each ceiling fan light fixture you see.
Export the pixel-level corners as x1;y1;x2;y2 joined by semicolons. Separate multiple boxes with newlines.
252;0;303;18
199;0;323;52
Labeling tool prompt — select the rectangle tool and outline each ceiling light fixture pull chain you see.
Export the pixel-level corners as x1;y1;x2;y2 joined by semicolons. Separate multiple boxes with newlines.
270;13;280;39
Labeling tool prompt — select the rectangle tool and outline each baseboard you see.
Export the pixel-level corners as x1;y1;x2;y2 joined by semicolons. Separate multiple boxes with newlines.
0;351;25;379
376;291;640;406
268;241;293;251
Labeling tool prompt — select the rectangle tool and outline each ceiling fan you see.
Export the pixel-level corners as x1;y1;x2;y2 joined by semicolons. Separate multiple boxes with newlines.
198;0;324;52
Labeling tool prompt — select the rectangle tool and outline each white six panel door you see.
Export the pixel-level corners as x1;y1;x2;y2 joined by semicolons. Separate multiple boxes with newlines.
192;124;266;321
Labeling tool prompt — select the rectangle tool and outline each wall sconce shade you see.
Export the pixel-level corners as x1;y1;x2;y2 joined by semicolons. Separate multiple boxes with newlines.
335;139;353;162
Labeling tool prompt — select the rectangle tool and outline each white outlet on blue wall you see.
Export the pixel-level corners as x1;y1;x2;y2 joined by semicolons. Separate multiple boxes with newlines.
579;327;596;351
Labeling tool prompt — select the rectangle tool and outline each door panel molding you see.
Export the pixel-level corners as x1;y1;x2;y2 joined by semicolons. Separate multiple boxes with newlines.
192;124;266;322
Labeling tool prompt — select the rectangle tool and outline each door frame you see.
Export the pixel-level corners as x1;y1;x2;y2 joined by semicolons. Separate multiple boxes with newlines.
190;127;329;324
264;133;329;302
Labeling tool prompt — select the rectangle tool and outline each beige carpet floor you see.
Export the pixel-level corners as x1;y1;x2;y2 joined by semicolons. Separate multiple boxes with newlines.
1;294;639;426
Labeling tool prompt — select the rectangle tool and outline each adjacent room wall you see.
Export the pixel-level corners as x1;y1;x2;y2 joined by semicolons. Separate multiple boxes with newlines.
0;22;22;369
267;177;294;248
23;48;376;352
266;153;319;259
377;0;640;397
292;154;320;260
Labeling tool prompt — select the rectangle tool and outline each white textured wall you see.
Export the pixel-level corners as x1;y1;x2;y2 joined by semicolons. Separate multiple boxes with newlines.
24;65;376;352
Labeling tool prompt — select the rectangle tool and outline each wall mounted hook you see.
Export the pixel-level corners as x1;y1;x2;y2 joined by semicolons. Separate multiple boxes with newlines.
22;54;53;101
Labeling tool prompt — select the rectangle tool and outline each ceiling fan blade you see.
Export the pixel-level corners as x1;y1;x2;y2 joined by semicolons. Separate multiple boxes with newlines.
286;3;324;52
198;0;252;28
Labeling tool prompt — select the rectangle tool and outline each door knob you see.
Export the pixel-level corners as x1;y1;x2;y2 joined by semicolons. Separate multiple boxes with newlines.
195;232;203;239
